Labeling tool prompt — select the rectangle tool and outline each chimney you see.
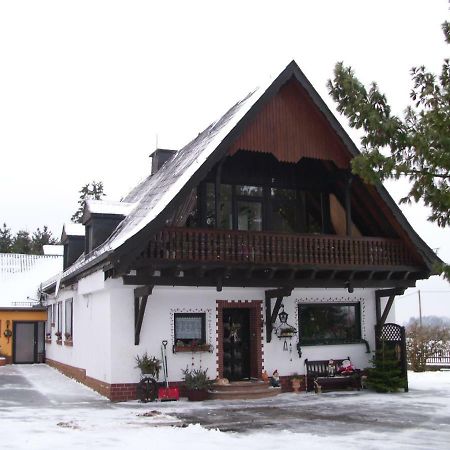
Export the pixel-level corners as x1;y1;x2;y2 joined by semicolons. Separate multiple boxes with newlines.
151;149;177;174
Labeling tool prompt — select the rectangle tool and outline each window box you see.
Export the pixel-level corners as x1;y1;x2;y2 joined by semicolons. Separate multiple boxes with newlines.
64;340;73;347
173;344;212;354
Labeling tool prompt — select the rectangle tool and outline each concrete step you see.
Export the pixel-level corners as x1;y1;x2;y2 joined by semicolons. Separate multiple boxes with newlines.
208;381;281;400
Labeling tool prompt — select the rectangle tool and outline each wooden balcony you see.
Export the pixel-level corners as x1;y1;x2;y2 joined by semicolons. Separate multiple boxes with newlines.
143;227;418;269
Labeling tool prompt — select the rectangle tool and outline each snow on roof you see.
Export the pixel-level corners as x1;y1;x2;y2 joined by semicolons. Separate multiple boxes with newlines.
0;253;63;307
63;223;85;237
107;90;261;249
85;199;135;216
43;245;64;256
49;74;268;285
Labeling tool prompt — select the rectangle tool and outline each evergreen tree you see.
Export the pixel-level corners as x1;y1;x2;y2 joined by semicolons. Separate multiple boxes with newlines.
71;181;106;223
367;342;406;393
328;22;449;277
11;230;32;254
0;223;13;253
30;226;59;255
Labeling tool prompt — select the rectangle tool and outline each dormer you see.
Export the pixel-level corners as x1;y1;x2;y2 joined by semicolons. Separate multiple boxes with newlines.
82;200;135;254
61;223;85;270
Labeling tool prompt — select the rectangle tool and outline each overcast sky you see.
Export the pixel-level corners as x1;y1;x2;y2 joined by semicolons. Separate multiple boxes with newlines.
0;0;448;320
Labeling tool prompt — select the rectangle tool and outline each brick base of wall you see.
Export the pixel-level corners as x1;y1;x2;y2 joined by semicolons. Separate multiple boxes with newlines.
46;359;185;402
46;358;136;401
0;356;12;365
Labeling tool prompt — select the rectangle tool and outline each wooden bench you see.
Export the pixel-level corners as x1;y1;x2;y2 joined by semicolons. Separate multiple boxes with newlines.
305;358;362;393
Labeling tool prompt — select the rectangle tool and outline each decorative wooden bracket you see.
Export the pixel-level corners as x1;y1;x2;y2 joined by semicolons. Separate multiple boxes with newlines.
265;287;293;343
134;285;153;345
375;287;405;327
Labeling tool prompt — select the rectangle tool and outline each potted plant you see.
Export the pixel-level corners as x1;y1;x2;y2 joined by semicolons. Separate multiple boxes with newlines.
135;353;162;379
182;367;212;401
290;373;303;393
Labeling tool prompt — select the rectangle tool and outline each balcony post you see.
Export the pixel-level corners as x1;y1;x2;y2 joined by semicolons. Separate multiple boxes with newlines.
215;160;224;229
345;176;353;237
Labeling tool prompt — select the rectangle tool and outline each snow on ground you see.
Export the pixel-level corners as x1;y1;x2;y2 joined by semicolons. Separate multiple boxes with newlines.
0;365;450;450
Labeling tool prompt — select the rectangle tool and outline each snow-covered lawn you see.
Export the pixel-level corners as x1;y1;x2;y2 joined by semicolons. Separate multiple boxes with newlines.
1;365;449;449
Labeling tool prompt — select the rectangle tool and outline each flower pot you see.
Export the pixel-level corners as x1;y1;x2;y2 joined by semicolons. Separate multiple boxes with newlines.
187;389;209;401
0;357;6;367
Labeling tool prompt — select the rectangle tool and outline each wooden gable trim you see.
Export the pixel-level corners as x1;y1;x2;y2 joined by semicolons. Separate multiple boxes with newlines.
229;78;351;168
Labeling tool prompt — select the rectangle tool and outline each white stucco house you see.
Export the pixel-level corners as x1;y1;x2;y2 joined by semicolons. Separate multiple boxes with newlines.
41;61;439;401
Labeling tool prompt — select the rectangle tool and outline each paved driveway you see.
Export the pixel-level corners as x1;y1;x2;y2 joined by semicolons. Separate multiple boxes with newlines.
0;364;110;409
1;364;450;449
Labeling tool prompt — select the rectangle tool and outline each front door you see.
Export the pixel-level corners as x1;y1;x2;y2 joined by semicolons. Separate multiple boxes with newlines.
13;321;45;364
222;308;250;381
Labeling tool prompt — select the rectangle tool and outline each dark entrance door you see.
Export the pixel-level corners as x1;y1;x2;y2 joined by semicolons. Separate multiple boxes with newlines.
13;321;45;364
222;308;250;381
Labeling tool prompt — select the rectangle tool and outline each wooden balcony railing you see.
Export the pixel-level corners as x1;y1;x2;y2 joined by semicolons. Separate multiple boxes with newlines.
144;227;418;268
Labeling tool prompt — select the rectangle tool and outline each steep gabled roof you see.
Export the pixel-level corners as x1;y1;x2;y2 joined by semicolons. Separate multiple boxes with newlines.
50;60;440;287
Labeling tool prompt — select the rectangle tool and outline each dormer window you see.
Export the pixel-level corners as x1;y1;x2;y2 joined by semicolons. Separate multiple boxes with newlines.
82;200;134;254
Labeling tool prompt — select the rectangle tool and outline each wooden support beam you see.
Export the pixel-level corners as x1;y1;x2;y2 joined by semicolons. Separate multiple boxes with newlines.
134;285;153;345
379;295;395;327
134;285;153;298
265;287;293;343
375;287;405;326
123;274;418;290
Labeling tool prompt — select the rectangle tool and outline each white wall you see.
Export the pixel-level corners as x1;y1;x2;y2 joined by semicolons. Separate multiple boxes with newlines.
46;272;388;385
45;272;113;383
109;284;379;384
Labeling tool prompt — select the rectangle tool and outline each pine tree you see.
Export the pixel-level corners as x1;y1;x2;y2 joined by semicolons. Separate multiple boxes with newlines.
0;223;13;253
367;342;406;393
71;181;106;223
11;230;32;254
30;226;59;255
328;22;450;278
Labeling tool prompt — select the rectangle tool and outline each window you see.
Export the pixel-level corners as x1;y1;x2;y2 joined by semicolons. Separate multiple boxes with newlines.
57;302;62;334
65;299;73;340
174;313;206;346
270;188;300;233
46;306;52;336
206;183;232;229
298;303;361;345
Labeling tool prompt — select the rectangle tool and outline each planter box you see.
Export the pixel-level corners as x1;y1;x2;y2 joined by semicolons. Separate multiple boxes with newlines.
174;344;212;353
0;357;6;367
187;389;209;401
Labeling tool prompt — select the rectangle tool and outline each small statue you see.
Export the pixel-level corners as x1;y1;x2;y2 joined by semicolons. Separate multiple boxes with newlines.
271;369;280;387
327;359;335;377
261;370;269;383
